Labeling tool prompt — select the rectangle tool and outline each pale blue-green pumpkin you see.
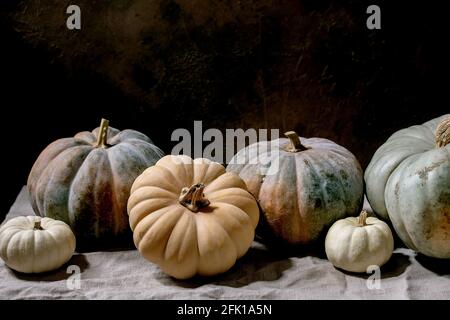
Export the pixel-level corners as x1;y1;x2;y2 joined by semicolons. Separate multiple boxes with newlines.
365;114;450;258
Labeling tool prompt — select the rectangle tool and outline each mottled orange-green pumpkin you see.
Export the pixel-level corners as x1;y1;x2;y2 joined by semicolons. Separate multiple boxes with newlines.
27;119;164;248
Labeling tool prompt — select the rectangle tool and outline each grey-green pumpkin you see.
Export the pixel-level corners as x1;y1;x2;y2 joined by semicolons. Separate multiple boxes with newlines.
27;119;164;248
365;114;450;258
227;131;364;245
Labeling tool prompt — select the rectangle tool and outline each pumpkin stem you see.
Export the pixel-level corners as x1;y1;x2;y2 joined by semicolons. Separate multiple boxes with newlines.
435;116;450;148
33;220;43;230
357;211;368;227
284;131;307;152
179;183;210;212
95;118;110;148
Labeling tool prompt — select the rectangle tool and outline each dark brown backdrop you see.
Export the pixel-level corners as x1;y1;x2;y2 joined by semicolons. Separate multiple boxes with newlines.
0;0;448;220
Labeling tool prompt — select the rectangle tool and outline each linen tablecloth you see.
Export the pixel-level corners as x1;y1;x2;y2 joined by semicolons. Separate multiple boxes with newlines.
1;187;450;299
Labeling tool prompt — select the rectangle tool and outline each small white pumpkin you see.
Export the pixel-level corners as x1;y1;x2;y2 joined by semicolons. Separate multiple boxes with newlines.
0;216;76;273
325;211;394;273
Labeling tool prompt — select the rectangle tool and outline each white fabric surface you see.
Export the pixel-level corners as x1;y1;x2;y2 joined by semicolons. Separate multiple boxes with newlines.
1;187;450;300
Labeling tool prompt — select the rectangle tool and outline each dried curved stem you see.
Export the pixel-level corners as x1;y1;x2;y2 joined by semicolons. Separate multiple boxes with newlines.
357;210;368;227
436;116;450;148
179;183;210;212
34;220;43;230
284;131;307;152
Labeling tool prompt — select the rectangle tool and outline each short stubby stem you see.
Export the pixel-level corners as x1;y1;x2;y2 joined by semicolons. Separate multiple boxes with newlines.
34;220;43;230
436;116;450;148
179;183;210;212
284;131;307;152
357;210;368;227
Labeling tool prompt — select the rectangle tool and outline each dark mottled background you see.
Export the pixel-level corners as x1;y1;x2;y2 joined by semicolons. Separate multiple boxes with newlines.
0;0;448;220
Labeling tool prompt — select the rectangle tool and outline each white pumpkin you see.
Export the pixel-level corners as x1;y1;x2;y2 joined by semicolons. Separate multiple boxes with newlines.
325;211;394;273
0;216;76;273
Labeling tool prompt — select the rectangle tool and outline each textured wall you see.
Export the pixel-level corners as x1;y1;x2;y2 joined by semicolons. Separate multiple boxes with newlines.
0;0;448;217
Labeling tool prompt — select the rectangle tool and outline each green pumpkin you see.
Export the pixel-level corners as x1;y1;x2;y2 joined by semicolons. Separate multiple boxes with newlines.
365;114;450;258
227;131;364;245
27;119;164;248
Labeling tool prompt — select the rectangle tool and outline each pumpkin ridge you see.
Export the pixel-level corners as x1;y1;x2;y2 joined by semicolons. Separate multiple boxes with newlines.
206;188;255;202
108;142;156;233
134;165;182;194
197;159;226;183
235;161;264;193
42;229;63;270
130;203;172;235
348;226;367;262
178;214;198;264
181;158;194;186
195;215;237;276
201;212;241;259
137;206;184;262
206;201;253;225
209;203;255;254
299;152;328;214
385;159;420;251
30;228;38;273
159;207;187;263
68;148;114;238
191;213;201;273
244;141;272;171
127;186;177;211
41;146;92;221
274;155;302;242
334;225;354;263
307;141;352;158
74;131;96;144
66;147;101;227
303;154;329;219
389;134;433;146
209;193;259;229
4;229;24;259
111;130;152;144
154;163;187;192
336;151;363;210
424;115;450;134
205;172;247;193
92;157;101;238
103;150;122;235
117;140;159;168
163;211;192;261
366;147;428;218
291;153;307;243
28;138;85;186
157;155;194;187
128;199;172;230
369;224;391;248
33;145;93;216
118;140;164;166
192;161;210;186
318;153;348;211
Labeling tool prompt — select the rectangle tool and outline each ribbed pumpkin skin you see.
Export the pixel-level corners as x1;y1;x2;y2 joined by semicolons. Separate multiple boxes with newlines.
325;214;394;273
0;216;75;273
27;126;164;247
128;155;259;279
365;114;450;258
227;137;364;245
